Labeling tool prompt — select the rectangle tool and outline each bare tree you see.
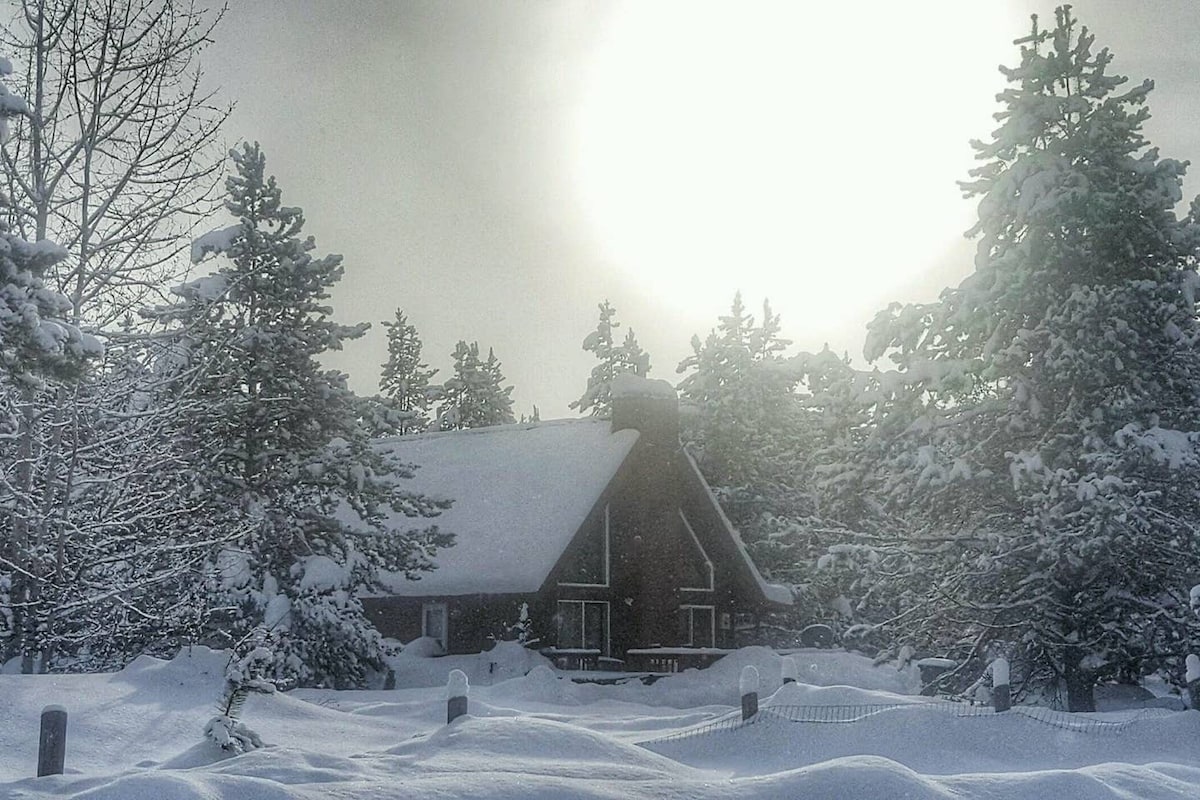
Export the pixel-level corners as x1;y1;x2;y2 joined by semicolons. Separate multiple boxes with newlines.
1;0;230;325
0;0;230;673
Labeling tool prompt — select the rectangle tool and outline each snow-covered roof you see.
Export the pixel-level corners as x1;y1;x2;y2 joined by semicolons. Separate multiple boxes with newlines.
378;419;639;596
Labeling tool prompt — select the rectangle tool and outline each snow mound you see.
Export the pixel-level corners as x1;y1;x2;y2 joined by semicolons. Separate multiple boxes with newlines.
756;755;957;799
497;664;583;705
389;714;685;779
399;636;443;658
763;680;927;708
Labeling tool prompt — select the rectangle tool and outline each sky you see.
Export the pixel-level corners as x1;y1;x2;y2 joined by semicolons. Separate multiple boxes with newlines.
200;1;1200;418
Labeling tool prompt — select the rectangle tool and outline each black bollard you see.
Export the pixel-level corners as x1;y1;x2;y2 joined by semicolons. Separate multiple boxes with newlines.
739;665;759;721
741;691;758;721
993;682;1012;712
446;669;469;724
37;705;67;777
992;658;1012;713
447;694;468;724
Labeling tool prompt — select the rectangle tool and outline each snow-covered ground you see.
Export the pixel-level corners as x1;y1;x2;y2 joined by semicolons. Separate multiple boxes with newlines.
4;644;1200;799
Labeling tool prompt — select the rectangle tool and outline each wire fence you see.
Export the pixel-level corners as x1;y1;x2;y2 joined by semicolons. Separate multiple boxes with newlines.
637;699;1168;746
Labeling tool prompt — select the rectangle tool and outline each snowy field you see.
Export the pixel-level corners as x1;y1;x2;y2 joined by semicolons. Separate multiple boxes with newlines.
4;645;1200;799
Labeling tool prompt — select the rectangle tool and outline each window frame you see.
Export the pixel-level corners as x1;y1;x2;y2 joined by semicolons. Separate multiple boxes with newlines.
680;603;716;648
678;511;715;592
556;599;611;656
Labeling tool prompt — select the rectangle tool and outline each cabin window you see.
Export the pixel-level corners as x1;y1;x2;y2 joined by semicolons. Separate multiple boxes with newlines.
678;511;714;591
557;600;609;654
680;604;715;648
559;505;610;587
422;602;448;654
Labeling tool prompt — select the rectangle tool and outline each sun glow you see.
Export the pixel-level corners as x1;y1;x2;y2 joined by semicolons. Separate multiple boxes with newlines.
573;1;1016;341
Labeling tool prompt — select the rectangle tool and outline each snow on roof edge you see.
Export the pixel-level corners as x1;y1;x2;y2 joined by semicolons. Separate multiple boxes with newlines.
376;416;603;448
681;448;795;607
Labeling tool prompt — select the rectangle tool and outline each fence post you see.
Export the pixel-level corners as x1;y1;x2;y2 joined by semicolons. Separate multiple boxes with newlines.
740;665;759;720
991;658;1011;713
781;656;798;685
447;669;469;724
37;705;68;777
1187;654;1200;711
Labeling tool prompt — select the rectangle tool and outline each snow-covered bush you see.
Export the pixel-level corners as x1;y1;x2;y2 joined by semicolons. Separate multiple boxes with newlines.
496;601;538;646
204;643;277;754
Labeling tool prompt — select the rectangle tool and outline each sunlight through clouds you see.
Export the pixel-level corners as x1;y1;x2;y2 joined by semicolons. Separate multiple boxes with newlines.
573;0;1017;336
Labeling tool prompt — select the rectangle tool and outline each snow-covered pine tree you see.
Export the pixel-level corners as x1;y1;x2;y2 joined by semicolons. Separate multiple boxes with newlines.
862;7;1200;710
570;300;651;417
675;294;823;639
783;347;910;644
480;347;516;426
437;341;515;430
676;293;800;497
171;143;453;688
378;309;437;435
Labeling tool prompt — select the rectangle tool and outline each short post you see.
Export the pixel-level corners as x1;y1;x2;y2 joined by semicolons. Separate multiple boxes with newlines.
446;669;469;724
781;656;799;685
740;665;759;721
37;705;68;777
1186;654;1200;711
991;658;1011;713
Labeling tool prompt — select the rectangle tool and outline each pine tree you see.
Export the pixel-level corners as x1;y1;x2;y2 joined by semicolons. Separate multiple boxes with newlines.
571;300;651;417
171;143;452;688
378;309;437;435
676;293;797;490
437;341;515;430
862;7;1200;709
675;294;817;636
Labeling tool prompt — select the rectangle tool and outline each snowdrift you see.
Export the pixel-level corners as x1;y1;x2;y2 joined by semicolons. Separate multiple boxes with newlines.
3;645;1200;799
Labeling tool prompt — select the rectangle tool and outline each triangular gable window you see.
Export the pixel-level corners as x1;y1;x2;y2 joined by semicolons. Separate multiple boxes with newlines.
678;511;714;592
559;505;610;587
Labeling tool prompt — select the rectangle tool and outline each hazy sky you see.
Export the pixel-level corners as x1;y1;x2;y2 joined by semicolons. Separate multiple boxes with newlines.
200;1;1200;417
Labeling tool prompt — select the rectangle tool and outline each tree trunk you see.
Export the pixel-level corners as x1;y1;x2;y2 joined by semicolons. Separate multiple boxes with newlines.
1063;645;1096;712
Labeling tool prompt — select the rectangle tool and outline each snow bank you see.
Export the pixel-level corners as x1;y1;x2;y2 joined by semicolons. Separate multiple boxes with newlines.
4;646;1200;799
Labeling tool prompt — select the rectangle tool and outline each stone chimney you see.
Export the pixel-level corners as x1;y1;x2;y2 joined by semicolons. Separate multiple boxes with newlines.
610;374;679;447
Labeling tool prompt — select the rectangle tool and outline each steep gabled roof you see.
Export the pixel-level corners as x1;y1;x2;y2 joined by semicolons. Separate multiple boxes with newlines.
376;419;639;597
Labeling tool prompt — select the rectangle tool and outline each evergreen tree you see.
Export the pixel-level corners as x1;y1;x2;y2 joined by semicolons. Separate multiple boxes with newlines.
378;309;437;435
437;341;515;430
675;294;818;637
862;7;1200;709
170;143;452;687
571;300;651;417
676;293;797;492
